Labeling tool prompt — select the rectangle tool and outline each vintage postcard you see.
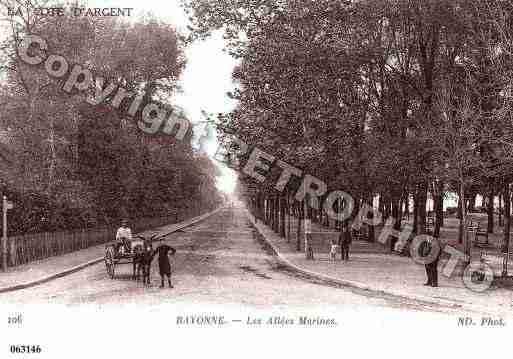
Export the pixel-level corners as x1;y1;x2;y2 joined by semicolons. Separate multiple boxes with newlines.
0;0;511;358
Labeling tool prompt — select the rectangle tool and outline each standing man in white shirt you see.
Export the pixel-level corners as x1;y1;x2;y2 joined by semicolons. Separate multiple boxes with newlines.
116;219;132;254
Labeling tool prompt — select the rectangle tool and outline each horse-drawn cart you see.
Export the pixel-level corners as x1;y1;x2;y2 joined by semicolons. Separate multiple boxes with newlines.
104;235;147;279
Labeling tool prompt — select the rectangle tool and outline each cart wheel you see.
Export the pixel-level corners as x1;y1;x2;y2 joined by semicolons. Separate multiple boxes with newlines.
105;247;115;279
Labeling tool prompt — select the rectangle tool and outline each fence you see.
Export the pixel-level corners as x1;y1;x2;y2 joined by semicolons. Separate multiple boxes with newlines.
5;206;208;268
8;226;113;267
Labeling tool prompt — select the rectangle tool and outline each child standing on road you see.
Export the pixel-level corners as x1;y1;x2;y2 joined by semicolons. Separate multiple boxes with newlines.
155;240;177;288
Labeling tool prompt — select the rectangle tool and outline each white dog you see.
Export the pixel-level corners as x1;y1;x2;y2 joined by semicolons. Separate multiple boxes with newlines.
330;241;339;261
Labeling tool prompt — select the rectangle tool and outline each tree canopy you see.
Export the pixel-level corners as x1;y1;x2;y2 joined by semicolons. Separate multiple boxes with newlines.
0;1;222;234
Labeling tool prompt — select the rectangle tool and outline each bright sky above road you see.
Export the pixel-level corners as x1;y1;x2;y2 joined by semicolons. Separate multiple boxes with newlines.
88;0;239;193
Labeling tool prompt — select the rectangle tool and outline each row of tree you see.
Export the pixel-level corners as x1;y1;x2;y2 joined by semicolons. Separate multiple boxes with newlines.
184;0;513;255
0;1;222;234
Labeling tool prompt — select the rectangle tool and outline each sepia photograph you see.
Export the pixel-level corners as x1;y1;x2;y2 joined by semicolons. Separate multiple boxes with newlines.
0;0;511;358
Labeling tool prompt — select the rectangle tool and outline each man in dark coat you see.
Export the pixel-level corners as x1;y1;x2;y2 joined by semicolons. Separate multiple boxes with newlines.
338;223;352;261
155;240;177;288
421;237;441;287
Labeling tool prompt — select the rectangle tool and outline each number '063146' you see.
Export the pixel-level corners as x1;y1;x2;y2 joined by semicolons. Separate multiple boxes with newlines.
10;345;41;354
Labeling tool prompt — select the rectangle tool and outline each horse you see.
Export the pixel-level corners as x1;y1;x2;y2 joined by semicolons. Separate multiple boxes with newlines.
133;240;156;284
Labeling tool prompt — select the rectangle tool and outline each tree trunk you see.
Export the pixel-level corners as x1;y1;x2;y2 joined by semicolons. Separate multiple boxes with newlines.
268;197;272;225
383;195;391;220
286;194;291;242
502;182;510;276
335;198;341;230
367;194;375;242
275;196;279;233
280;195;286;238
268;197;272;227
264;198;268;224
260;194;264;220
417;182;428;234
413;187;419;234
457;196;462;220
468;193;477;213
458;192;463;244
378;193;385;219
499;193;503;227
458;182;469;258
353;195;361;225
273;196;277;231
434;181;444;238
296;200;303;251
392;198;401;230
272;196;276;232
487;187;494;234
263;197;266;222
404;192;410;221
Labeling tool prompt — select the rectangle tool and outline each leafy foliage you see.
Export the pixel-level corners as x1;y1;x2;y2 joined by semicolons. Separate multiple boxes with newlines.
0;1;222;234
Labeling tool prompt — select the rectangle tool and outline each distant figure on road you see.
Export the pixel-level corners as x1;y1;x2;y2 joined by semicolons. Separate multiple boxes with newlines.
339;224;352;261
155;240;177;288
421;237;441;287
115;219;132;254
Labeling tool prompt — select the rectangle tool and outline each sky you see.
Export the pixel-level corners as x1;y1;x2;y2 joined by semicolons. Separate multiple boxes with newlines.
88;0;239;194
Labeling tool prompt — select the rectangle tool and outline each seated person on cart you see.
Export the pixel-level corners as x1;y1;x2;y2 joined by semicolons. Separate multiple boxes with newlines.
115;219;132;254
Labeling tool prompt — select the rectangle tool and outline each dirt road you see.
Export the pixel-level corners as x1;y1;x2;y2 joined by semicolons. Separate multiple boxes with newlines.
0;208;465;313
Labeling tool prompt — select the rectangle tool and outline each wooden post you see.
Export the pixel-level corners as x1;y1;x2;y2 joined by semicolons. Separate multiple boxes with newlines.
2;195;9;271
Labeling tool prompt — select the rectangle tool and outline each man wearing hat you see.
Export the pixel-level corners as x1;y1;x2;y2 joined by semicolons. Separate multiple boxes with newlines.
155;238;177;288
421;236;441;287
115;219;132;254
